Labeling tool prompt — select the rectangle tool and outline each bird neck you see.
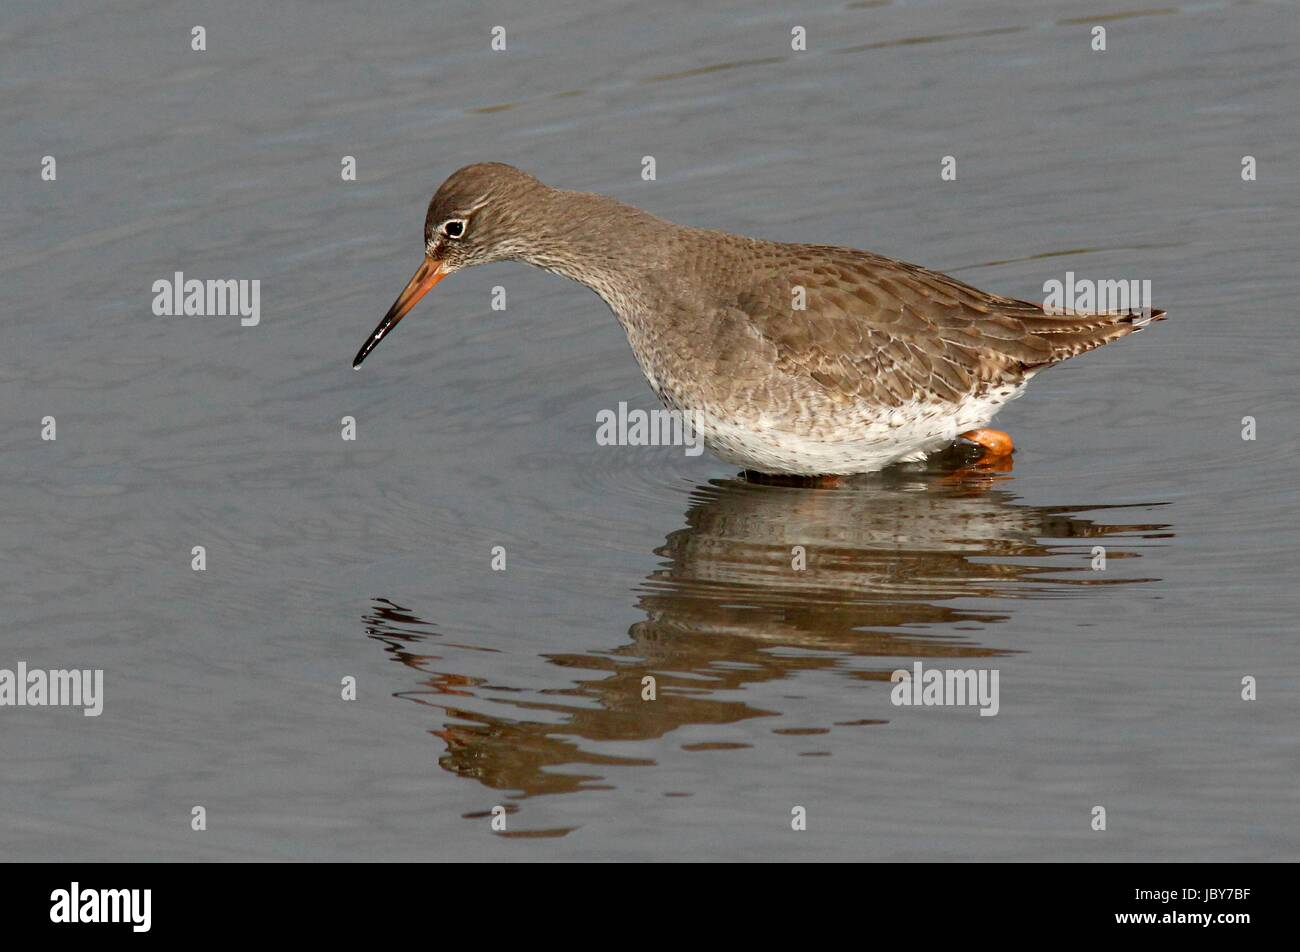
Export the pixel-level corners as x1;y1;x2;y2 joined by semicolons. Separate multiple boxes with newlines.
513;188;681;301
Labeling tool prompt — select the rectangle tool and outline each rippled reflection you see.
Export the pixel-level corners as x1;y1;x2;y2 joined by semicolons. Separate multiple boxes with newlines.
362;455;1169;825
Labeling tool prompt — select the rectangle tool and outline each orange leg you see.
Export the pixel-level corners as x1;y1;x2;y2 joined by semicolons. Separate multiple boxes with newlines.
959;428;1015;458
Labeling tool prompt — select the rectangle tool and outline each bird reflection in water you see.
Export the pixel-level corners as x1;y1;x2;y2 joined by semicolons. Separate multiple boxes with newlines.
361;452;1169;831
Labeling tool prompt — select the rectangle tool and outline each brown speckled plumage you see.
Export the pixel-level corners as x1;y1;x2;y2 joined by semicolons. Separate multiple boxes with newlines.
354;163;1167;474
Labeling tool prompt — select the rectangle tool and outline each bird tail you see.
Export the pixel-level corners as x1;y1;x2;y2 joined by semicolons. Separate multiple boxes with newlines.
1018;304;1168;367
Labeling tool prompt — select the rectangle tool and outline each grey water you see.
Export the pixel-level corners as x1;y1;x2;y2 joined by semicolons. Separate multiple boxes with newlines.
1;0;1297;860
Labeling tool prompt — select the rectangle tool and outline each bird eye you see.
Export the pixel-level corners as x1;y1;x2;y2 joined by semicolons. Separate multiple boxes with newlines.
442;219;466;239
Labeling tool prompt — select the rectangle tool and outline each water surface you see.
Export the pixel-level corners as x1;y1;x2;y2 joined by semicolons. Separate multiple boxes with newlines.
1;0;1297;860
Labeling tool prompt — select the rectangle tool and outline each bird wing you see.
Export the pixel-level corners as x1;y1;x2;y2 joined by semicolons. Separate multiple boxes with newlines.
729;245;1162;408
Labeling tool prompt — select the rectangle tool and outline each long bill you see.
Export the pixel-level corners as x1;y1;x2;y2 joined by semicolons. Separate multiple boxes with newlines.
353;257;447;368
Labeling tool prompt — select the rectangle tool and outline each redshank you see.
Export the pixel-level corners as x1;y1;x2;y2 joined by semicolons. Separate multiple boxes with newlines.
353;163;1165;476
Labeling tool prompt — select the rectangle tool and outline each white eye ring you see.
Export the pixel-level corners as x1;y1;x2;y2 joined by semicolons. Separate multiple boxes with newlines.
441;218;467;239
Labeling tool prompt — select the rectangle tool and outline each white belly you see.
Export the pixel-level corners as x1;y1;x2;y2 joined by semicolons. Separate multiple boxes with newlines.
695;385;1027;475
